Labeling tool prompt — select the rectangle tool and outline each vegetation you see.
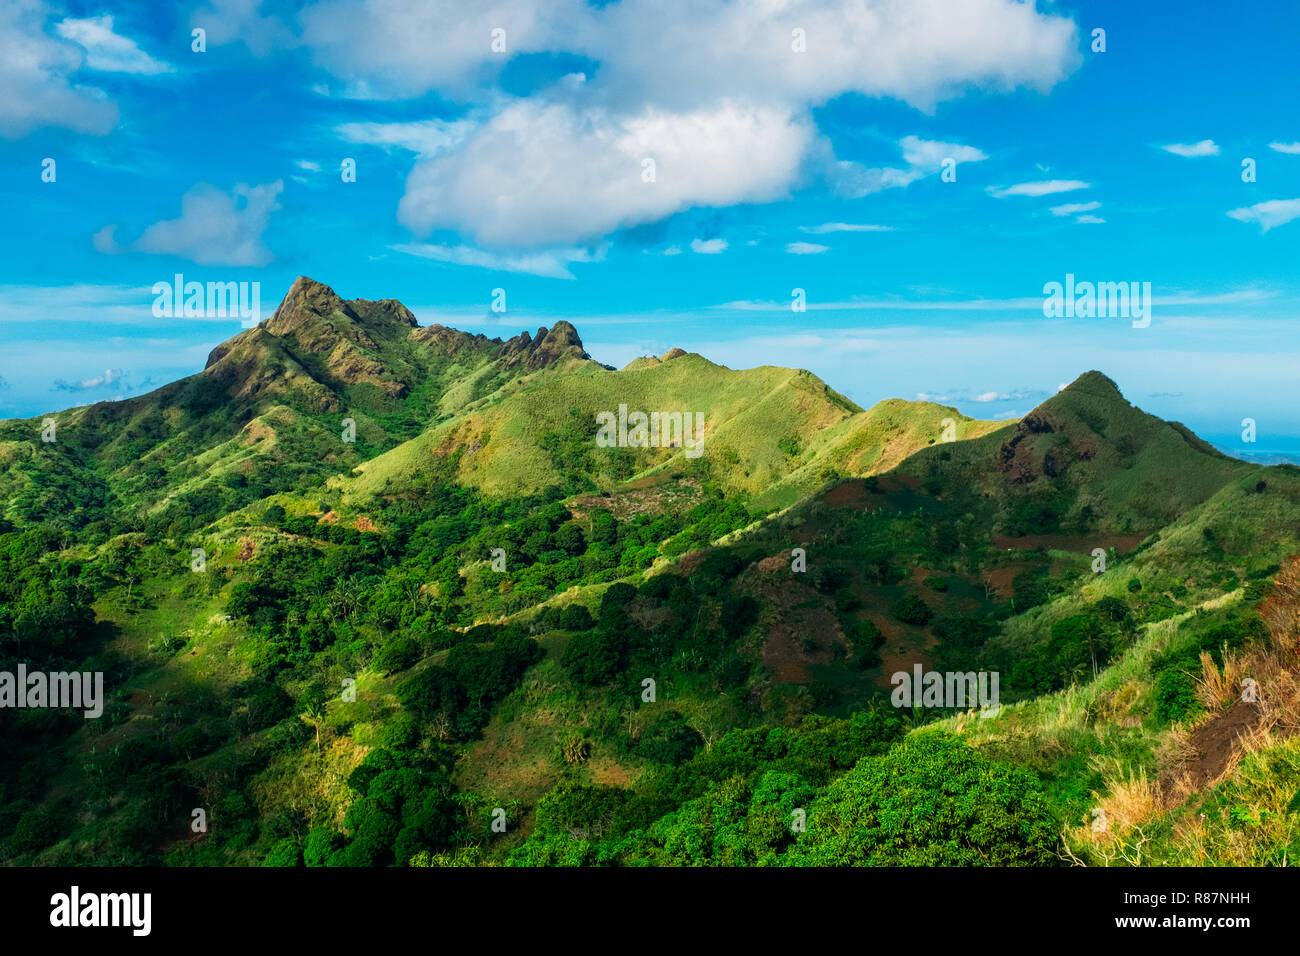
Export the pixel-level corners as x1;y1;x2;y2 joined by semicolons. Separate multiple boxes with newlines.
2;279;1294;869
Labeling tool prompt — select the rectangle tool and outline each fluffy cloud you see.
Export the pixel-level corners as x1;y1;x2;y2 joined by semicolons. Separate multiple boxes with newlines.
1227;198;1300;232
1269;142;1300;155
786;241;829;254
363;1;1076;252
299;0;589;98
691;238;728;254
294;0;1077;109
1161;139;1219;157
122;181;284;266
0;0;118;138
900;135;987;170
576;0;1076;112
54;15;172;74
398;99;813;247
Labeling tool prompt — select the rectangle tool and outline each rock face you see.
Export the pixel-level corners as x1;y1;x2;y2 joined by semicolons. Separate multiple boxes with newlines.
1000;413;1058;484
203;277;592;408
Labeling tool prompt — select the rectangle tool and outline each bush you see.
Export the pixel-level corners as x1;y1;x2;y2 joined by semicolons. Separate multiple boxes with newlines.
1154;666;1200;724
633;710;703;764
558;604;594;631
892;594;933;626
562;628;625;685
787;734;1059;866
372;635;421;675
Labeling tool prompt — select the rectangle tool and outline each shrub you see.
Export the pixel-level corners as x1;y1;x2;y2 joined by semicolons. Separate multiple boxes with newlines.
892;594;933;626
372;635;421;675
787;733;1058;866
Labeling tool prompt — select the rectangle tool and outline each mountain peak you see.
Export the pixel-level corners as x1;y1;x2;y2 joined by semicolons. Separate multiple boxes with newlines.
1061;370;1124;399
263;276;348;335
500;321;589;369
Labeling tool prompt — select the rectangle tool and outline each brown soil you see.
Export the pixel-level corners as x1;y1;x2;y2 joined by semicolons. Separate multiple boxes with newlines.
1162;700;1264;795
822;473;921;509
823;481;867;508
748;563;843;683
872;617;937;690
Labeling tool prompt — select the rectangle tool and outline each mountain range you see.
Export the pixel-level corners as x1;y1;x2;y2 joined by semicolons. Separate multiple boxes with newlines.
1;277;1296;868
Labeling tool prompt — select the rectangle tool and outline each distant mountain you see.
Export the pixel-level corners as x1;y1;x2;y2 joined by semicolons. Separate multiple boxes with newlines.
1;277;1005;529
0;278;596;529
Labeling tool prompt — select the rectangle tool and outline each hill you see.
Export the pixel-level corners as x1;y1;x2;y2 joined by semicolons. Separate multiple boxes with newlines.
2;277;1295;871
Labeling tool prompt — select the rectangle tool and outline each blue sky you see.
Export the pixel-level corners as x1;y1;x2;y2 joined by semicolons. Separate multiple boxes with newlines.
2;0;1299;454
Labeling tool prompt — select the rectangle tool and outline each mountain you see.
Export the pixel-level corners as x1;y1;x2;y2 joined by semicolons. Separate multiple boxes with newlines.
1;277;989;530
2;277;1295;871
0;278;595;531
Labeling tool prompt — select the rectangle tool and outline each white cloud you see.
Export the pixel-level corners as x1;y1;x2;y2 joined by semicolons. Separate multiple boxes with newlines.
335;119;474;155
392;242;603;279
1076;215;1105;224
54;368;129;392
292;0;1078;109
800;222;893;234
333;1;1076;248
92;224;123;254
988;180;1090;198
661;246;682;256
0;0;118;137
299;0;588;98
1269;142;1300;155
190;0;296;57
786;241;829;254
126;181;284;266
1161;139;1219;157
576;0;1077;113
691;238;728;254
828;162;922;197
295;159;321;172
826;135;986;198
1227;198;1300;232
54;15;173;74
899;135;987;170
1049;201;1100;217
399;99;812;247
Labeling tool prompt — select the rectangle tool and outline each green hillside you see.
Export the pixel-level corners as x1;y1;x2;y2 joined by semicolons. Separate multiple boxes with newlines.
2;278;1295;870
